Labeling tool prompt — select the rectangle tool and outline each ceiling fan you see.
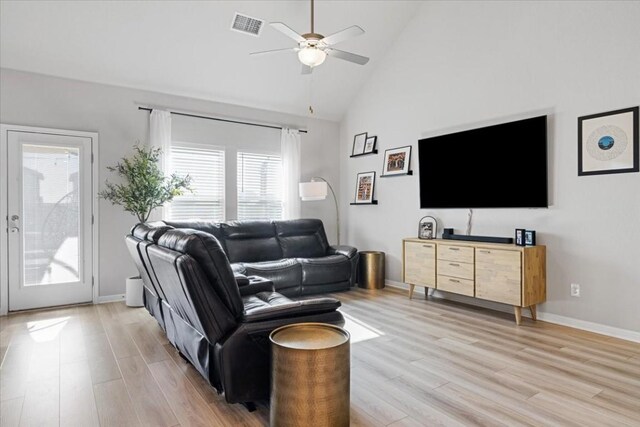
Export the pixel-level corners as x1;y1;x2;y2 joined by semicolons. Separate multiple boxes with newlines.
250;0;369;73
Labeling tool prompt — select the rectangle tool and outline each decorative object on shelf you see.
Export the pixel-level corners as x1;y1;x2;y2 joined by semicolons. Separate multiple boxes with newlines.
515;229;525;246
354;171;376;204
524;230;536;246
381;145;412;176
352;132;367;156
364;135;377;154
578;106;639;176
418;216;437;240
299;177;340;244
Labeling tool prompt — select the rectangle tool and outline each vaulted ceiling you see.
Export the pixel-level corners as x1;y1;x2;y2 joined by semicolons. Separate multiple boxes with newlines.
0;1;420;121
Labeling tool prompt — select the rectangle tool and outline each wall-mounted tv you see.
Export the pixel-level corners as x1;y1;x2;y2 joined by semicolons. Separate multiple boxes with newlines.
418;115;548;208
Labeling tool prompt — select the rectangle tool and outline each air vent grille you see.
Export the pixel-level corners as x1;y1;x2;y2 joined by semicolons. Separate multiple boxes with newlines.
231;13;264;37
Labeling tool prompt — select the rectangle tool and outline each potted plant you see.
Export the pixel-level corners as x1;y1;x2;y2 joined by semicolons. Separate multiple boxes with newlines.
100;144;192;306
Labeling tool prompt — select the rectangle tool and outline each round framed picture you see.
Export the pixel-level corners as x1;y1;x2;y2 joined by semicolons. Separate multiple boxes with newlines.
418;216;437;240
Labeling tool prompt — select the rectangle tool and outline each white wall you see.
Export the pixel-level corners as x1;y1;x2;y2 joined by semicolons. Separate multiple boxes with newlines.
340;1;640;332
1;68;340;300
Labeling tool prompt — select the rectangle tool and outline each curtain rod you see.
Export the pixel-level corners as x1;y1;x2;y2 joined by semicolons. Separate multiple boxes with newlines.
137;107;308;134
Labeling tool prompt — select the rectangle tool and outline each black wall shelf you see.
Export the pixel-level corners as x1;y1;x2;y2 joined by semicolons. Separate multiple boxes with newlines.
380;171;413;178
350;201;378;205
350;150;378;158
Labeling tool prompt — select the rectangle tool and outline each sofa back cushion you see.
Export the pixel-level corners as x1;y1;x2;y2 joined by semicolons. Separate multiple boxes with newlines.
274;219;329;258
163;220;224;249
221;221;283;263
158;229;244;319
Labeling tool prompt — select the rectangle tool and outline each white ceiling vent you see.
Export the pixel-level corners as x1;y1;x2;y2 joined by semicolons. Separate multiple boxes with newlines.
231;13;264;37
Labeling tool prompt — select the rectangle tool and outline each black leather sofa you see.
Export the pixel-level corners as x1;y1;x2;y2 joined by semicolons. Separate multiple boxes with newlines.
125;219;355;406
159;219;359;296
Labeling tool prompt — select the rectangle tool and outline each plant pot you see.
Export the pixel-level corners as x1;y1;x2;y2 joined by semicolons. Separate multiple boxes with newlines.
126;276;144;307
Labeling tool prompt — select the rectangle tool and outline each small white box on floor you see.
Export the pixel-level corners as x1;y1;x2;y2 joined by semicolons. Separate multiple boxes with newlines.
125;276;144;307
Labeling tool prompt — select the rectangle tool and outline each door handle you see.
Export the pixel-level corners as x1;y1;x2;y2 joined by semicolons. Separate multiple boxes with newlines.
10;227;19;233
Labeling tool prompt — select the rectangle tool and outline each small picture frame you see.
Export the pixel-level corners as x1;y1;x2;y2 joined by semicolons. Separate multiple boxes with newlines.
419;216;437;240
524;230;536;246
364;135;377;154
515;229;525;246
578;106;639;176
382;145;412;176
352;132;368;156
354;171;376;204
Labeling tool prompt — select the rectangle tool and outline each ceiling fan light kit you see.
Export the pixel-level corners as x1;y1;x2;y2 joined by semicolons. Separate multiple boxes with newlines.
250;0;369;72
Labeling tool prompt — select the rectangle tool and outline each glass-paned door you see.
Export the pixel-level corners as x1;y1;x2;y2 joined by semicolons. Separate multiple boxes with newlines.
7;131;93;310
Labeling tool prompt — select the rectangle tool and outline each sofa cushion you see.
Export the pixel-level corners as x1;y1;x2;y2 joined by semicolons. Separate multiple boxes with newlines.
163;220;224;246
242;259;302;294
221;221;282;263
158;229;244;319
274;219;329;259
298;255;351;286
242;291;341;322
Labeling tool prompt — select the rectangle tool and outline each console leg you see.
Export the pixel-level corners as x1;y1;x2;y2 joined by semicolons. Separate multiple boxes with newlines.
529;305;537;321
514;306;522;325
242;402;257;412
424;287;429;299
409;284;415;300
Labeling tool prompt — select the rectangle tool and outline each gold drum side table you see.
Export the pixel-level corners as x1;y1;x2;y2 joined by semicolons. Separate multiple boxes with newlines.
270;323;350;427
358;251;385;289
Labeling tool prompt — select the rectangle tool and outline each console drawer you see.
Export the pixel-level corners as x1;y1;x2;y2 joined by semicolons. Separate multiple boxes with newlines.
437;260;474;280
437;244;474;263
437;275;474;296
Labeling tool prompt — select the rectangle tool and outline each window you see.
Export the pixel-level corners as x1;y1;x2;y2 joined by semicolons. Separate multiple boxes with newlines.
237;152;282;220
169;142;225;220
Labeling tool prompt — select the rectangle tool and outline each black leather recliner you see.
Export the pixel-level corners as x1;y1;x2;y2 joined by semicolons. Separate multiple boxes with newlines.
126;223;344;406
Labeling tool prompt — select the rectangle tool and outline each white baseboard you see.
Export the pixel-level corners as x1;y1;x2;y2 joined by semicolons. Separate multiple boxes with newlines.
385;280;640;343
96;294;125;304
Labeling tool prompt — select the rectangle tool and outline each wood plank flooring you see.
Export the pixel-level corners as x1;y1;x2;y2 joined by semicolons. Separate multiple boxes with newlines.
1;287;639;426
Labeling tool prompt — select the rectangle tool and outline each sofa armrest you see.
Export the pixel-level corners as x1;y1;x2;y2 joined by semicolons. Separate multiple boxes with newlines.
327;245;358;259
242;292;341;323
234;273;250;287
239;276;275;296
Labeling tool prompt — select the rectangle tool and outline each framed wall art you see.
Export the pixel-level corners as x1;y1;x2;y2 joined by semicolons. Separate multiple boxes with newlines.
351;132;368;156
578;106;639;176
382;145;412;176
354;171;376;204
364;135;377;154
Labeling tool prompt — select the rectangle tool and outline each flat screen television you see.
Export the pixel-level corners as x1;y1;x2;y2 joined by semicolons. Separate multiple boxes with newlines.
418;115;548;208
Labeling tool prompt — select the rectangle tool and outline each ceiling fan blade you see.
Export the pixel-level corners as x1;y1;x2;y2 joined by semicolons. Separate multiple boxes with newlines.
250;47;297;56
321;25;365;46
270;22;306;43
301;64;313;75
326;49;369;65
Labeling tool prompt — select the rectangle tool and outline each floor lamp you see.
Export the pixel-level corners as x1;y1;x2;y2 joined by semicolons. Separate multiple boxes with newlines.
299;177;340;245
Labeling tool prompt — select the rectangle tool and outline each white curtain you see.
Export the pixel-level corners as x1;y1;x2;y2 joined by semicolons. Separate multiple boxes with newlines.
149;110;172;219
281;128;301;219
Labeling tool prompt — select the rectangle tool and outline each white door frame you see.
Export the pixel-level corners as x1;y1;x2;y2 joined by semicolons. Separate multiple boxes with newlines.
0;124;100;315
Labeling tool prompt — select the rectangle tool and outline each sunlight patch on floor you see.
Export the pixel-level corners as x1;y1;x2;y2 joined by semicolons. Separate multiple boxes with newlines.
26;316;69;342
341;312;384;343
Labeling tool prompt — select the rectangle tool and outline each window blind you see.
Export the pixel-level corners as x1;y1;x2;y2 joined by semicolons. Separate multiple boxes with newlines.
169;142;225;221
237;152;283;220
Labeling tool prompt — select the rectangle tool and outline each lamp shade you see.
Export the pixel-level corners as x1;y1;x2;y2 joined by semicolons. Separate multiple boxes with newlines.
299;181;328;201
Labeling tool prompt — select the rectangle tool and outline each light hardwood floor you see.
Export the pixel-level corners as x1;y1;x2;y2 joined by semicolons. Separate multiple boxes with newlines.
1;287;639;426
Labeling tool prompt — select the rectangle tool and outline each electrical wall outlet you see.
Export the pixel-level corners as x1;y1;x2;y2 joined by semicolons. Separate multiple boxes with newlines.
570;283;581;297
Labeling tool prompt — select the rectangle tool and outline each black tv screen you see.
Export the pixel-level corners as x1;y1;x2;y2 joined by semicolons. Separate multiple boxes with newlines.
418;116;548;208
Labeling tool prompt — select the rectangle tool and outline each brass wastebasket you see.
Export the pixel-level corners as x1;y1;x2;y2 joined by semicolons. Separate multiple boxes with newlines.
270;323;350;427
358;251;385;289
